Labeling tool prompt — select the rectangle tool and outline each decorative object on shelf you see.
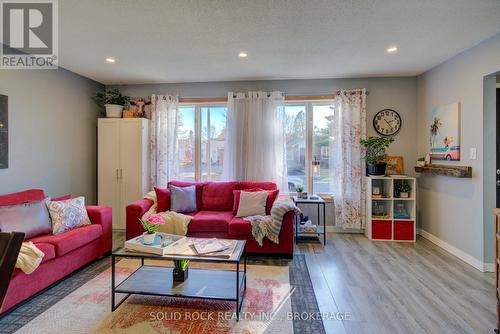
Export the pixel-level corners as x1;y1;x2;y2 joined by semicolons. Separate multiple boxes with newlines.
394;202;410;219
372;186;381;195
425;153;431;165
397;183;412;198
130;97;151;118
360;136;395;176
416;157;426;167
140;214;164;245
295;184;307;199
386;156;404;175
0;95;7;169
173;259;189;282
414;164;472;178
373;109;402;136
95;89;131;118
429;102;460;161
122;110;134;118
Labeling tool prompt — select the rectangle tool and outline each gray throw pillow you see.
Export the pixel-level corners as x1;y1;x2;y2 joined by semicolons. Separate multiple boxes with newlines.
169;185;197;213
0;197;52;239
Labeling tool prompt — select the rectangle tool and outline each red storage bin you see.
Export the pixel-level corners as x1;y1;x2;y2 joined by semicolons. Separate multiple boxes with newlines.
394;221;414;241
372;220;392;240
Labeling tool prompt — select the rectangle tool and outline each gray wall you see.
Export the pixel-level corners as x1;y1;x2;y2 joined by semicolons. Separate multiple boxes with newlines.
416;33;500;267
111;77;417;228
0;68;104;203
111;76;418;175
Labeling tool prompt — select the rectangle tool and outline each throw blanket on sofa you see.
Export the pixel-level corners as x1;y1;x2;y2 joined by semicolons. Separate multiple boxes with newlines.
16;242;45;274
141;191;192;235
244;198;300;246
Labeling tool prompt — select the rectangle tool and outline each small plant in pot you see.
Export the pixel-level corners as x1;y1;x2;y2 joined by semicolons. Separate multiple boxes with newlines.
295;184;307;199
95;89;130;118
173;259;189;282
360;136;395;176
139;215;164;245
398;183;412;198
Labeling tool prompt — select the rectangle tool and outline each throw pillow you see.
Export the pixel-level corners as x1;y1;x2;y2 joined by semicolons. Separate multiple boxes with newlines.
154;187;171;212
46;196;91;235
0;197;52;239
169;185;197;213
233;188;279;215
236;191;268;217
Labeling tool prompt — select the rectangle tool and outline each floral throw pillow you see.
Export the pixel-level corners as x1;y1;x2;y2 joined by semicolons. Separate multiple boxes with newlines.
46;196;91;234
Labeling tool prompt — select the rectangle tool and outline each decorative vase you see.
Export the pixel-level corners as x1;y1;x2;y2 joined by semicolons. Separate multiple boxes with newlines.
105;104;124;118
400;192;409;198
173;267;189;282
142;232;156;245
367;162;387;176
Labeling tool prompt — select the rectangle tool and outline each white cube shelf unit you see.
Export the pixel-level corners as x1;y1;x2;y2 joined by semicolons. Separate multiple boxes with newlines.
365;176;416;242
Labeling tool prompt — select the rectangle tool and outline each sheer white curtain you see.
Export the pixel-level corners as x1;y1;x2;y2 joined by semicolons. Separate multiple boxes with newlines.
150;94;179;187
223;91;288;191
331;89;367;229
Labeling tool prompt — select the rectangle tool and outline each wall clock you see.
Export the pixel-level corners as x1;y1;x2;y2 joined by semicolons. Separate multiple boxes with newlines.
373;109;402;136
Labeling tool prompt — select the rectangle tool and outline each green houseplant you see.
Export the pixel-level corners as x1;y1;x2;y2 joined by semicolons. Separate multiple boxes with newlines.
173;259;190;282
397;183;412;198
360;136;395;176
95;89;130;118
295;184;307;199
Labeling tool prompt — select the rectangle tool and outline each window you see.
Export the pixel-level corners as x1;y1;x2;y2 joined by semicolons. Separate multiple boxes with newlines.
284;101;335;194
176;104;227;181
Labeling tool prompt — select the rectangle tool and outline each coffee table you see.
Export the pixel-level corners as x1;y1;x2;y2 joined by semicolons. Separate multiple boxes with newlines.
111;239;247;320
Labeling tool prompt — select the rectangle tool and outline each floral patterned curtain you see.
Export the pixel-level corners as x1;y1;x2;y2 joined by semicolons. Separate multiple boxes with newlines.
331;89;367;229
150;94;179;187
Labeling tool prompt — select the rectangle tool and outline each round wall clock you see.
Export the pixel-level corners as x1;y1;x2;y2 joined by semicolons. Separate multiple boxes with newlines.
373;109;402;136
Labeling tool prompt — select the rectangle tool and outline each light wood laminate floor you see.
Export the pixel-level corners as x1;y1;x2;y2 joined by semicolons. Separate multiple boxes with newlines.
113;231;495;333
298;234;496;334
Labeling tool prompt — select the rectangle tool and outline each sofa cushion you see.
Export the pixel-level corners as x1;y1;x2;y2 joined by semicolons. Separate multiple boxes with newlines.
228;217;253;235
29;224;102;257
31;242;56;263
233;188;279;215
238;182;277;191
154;187;170;212
168;181;205;210
236;191;268;217
201;182;238;211
187;211;233;233
46;196;91;235
0;198;52;239
169;185;197;213
0;189;46;206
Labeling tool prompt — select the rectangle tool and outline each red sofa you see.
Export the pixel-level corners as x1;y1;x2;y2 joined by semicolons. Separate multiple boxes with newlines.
0;189;112;314
126;181;294;256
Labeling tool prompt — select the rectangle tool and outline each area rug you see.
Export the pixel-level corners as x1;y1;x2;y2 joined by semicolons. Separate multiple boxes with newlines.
5;255;324;334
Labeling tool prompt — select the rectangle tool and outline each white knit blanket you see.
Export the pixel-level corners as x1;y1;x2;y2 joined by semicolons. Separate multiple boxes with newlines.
16;242;45;274
142;191;192;235
244;198;300;246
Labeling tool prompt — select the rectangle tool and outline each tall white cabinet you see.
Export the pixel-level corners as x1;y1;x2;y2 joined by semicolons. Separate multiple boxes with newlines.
98;118;150;230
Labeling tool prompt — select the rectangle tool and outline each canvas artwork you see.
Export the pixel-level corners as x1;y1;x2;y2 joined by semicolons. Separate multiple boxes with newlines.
0;95;7;169
429;102;460;161
386;156;404;175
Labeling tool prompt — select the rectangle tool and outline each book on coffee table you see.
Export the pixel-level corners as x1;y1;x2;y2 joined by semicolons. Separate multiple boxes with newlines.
124;233;186;255
163;238;238;258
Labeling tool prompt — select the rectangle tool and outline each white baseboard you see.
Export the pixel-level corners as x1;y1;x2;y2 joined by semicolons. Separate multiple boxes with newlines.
417;229;494;273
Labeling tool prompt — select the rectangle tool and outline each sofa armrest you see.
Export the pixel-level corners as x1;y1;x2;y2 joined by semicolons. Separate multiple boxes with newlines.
126;199;154;240
279;210;295;254
86;205;112;254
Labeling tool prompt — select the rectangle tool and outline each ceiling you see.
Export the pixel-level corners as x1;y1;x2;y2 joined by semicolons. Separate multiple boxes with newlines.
59;0;500;85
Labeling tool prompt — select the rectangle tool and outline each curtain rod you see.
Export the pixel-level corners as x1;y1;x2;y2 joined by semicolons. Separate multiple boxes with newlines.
178;91;369;103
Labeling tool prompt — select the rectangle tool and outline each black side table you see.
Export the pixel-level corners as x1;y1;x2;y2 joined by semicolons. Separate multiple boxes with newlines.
292;196;326;245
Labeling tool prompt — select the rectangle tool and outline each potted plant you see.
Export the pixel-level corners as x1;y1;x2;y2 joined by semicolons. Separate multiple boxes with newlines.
95;89;130;118
173;259;189;282
360;136;395;176
398;183;412;198
295;184;307;199
139;214;164;245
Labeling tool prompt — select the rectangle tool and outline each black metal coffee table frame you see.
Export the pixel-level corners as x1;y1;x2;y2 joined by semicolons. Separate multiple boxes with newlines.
111;240;247;320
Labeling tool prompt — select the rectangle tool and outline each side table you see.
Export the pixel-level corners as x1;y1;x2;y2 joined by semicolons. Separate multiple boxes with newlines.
292;195;326;245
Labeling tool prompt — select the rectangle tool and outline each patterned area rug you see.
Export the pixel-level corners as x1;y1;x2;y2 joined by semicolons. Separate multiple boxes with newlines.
0;255;324;334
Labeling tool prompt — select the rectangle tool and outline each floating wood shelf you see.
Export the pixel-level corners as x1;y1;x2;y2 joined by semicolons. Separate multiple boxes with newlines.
414;164;472;178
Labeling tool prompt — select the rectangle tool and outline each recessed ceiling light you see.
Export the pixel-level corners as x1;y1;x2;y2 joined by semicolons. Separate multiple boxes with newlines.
386;46;398;53
105;57;116;63
238;52;248;58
